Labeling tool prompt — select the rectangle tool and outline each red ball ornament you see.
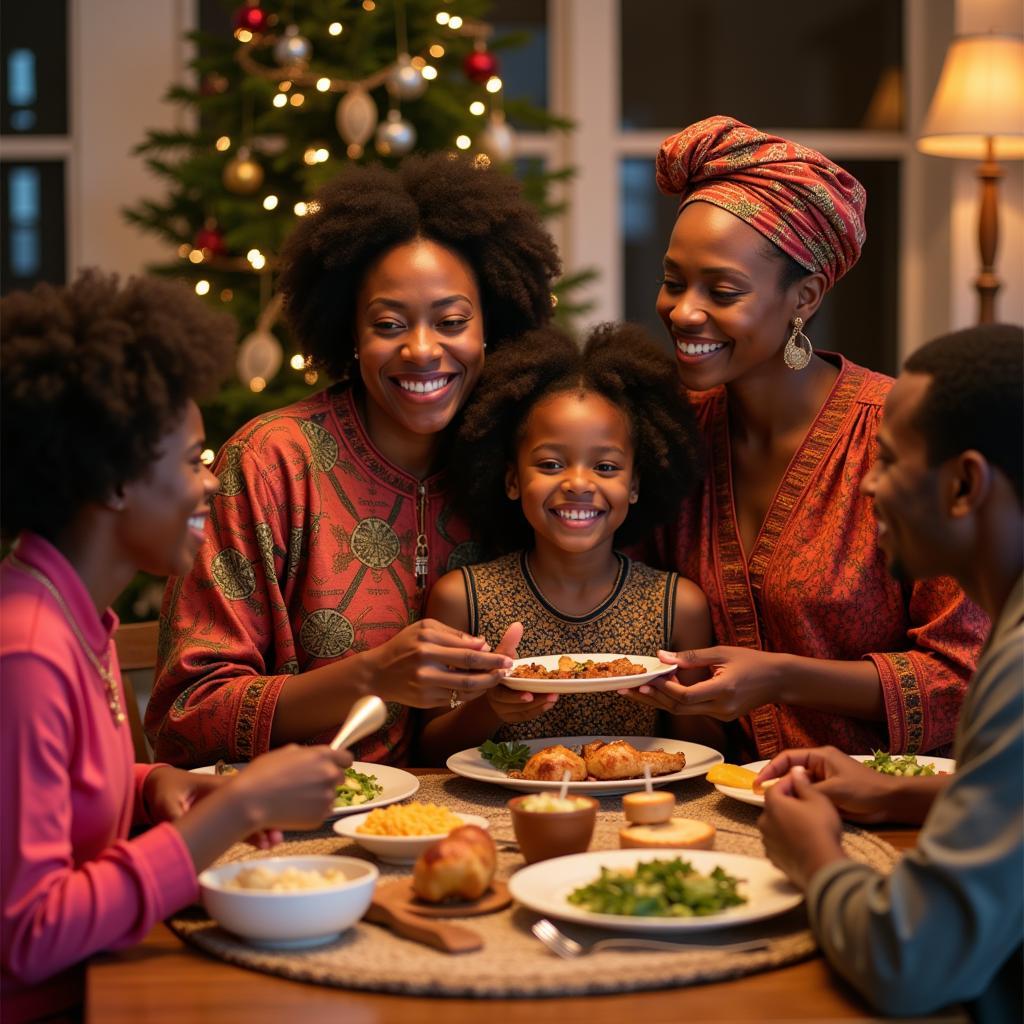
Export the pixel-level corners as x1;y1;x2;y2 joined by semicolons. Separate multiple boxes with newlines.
233;4;268;34
194;223;226;257
463;49;499;85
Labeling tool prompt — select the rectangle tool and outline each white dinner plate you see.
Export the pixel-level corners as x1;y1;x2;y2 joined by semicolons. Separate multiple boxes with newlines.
503;653;676;694
509;847;803;933
713;754;957;808
191;760;419;819
333;811;490;864
447;735;723;796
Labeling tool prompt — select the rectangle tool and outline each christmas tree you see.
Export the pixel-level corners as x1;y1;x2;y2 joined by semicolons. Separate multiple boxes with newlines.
125;0;581;451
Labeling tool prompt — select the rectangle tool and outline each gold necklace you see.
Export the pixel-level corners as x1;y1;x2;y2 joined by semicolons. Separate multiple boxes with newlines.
8;553;125;726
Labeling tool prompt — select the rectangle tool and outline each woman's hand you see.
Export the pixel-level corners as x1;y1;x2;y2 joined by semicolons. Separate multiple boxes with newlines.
758;766;846;889
625;646;785;720
366;619;512;708
142;765;227;824
226;744;353;835
484;685;558;724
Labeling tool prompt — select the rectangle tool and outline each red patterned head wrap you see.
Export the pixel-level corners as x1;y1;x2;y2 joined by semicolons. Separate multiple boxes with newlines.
656;115;867;290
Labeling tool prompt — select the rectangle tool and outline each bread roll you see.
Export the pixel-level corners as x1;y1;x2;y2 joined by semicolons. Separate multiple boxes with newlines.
412;825;496;902
619;817;716;850
622;791;674;824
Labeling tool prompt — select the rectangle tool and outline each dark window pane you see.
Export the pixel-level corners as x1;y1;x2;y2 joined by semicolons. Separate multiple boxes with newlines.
1;161;65;292
0;0;68;135
621;157;900;376
621;0;903;131
489;0;548;125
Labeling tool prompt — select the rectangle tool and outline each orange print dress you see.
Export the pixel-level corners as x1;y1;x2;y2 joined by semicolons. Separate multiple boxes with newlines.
145;387;477;768
657;355;988;762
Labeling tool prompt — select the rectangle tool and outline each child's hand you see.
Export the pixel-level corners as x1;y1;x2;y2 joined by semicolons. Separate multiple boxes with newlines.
486;685;558;724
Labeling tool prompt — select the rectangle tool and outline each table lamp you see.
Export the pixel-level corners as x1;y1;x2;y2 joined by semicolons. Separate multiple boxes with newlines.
917;33;1024;323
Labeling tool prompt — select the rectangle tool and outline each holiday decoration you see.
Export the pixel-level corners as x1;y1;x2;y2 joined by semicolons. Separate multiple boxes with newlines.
376;109;417;156
233;3;269;35
479;109;514;162
200;72;229;96
273;24;312;67
389;53;428;100
463;46;499;85
236;327;284;387
336;88;378;154
222;147;264;194
194;221;226;257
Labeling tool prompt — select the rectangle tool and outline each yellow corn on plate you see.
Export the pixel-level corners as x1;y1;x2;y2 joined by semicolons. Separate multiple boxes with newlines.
706;764;758;789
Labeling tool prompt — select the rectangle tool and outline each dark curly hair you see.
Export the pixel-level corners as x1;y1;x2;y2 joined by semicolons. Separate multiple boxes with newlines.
449;322;704;556
904;323;1024;501
278;153;561;382
1;270;236;540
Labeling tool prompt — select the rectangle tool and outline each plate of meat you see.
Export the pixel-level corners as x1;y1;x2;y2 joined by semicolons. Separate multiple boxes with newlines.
503;653;676;694
447;736;724;795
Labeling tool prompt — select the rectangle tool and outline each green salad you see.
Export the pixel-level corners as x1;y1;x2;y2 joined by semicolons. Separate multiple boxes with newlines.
333;767;383;807
567;857;747;918
863;751;937;777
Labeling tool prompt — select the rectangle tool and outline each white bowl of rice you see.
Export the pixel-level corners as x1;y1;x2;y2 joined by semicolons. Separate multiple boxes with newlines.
198;855;378;948
333;803;491;864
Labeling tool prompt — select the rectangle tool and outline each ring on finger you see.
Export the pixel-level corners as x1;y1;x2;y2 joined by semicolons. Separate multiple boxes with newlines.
449;689;464;710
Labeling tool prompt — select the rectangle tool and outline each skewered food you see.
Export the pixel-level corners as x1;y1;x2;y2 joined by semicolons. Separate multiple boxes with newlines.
622;791;675;824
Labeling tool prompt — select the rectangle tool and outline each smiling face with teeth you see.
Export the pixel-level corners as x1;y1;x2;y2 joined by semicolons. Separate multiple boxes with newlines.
655;202;825;392
355;239;485;475
505;391;638;558
115;400;219;578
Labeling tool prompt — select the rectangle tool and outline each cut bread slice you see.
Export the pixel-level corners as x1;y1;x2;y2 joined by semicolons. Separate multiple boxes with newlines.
619;817;716;850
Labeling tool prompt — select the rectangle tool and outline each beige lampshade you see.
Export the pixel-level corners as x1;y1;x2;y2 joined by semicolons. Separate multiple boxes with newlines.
917;34;1024;159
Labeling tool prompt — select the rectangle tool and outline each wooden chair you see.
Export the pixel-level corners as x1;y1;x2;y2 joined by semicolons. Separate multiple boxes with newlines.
114;620;160;764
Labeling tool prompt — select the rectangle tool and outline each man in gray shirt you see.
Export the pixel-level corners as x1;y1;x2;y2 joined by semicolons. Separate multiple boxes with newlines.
756;323;1023;1021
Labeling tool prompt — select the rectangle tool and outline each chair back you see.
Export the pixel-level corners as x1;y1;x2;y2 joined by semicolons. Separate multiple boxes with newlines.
114;621;159;763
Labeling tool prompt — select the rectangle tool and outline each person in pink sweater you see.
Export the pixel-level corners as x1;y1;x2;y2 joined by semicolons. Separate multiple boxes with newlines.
0;272;352;1022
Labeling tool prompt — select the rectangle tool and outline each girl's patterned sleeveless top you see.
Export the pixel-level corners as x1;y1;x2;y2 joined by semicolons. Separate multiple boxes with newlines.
461;551;678;741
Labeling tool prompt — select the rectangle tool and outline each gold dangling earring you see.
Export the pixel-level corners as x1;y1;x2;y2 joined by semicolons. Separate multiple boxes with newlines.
783;316;813;371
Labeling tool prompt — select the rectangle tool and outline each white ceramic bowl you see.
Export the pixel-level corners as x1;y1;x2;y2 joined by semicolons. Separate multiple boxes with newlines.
333;811;490;864
199;855;378;948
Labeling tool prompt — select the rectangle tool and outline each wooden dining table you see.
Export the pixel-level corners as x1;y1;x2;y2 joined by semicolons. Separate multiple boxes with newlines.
86;771;969;1024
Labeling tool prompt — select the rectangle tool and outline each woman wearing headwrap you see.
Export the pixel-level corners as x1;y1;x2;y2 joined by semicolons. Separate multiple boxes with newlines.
632;116;986;762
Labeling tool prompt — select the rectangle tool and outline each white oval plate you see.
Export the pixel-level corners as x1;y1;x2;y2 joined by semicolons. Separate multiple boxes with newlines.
447;735;723;796
509;847;802;933
713;754;957;808
503;653;676;694
191;760;419;819
333;811;490;864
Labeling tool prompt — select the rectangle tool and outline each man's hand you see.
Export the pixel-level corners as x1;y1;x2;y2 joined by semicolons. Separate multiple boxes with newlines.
758;766;847;889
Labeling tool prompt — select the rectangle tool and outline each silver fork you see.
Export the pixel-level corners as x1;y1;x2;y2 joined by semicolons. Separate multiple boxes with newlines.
531;917;770;958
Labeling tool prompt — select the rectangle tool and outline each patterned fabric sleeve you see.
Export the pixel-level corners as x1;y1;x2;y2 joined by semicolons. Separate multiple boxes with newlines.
867;575;988;754
146;440;298;767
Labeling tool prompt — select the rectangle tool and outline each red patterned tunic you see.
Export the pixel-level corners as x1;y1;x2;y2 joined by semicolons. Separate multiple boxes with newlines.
145;388;476;767
657;355;988;761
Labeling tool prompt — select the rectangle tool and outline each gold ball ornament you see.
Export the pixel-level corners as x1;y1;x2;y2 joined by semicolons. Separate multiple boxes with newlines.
222;147;264;195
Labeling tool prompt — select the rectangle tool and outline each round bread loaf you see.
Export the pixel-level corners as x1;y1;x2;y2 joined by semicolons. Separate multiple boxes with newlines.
619;817;716;850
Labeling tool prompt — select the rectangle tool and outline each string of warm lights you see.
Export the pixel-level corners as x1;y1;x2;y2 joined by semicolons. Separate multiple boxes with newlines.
183;2;513;391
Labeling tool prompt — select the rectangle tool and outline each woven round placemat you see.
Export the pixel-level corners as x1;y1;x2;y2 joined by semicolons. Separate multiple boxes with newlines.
169;774;900;998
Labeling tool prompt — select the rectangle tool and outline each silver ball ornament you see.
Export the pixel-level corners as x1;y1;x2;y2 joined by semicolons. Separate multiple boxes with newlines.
388;54;427;101
375;110;417;157
273;24;312;67
479;112;515;163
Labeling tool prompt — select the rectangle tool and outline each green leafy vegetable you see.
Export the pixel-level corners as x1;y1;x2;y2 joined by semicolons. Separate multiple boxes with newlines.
333;768;383;807
863;751;937;777
568;857;747;917
478;739;531;772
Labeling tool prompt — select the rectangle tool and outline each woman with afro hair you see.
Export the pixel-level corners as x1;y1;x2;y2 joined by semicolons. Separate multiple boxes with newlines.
1;272;352;1018
418;323;715;762
146;154;561;767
